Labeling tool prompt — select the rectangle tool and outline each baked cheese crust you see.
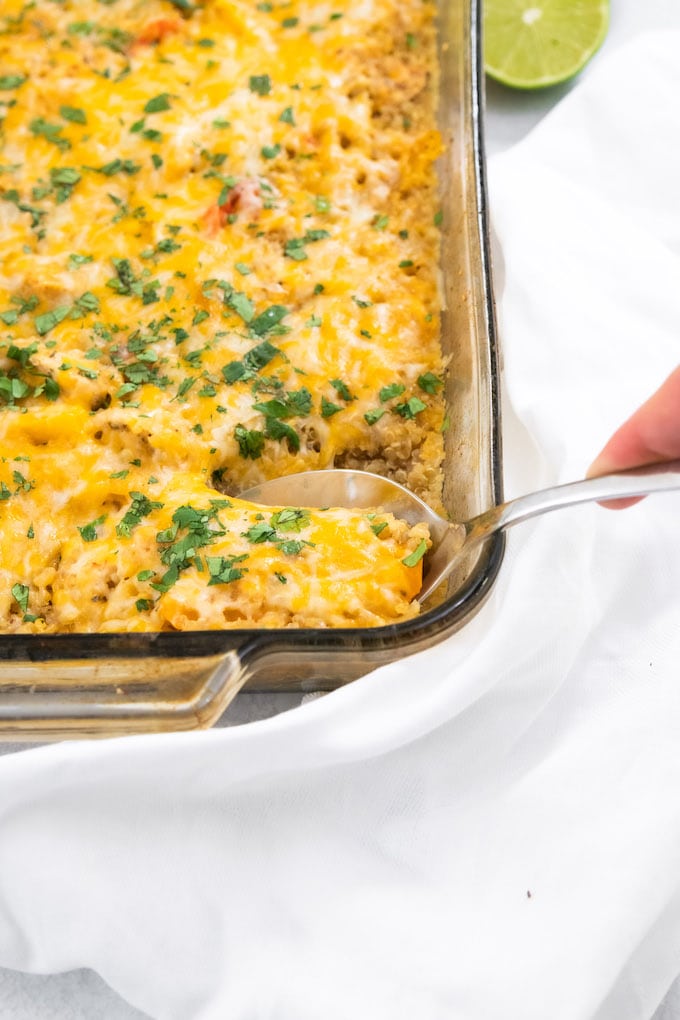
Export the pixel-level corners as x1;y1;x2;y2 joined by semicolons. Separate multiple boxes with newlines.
0;0;443;632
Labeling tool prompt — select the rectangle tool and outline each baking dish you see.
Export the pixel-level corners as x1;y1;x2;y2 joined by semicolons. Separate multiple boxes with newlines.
0;0;503;739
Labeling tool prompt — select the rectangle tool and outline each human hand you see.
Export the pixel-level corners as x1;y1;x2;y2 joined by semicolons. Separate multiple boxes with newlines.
587;365;680;508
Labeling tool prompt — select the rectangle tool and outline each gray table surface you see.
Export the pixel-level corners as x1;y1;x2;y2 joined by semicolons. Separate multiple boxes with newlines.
2;0;679;1015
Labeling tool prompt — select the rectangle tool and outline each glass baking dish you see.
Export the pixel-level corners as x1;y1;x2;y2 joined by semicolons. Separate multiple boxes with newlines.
0;0;503;739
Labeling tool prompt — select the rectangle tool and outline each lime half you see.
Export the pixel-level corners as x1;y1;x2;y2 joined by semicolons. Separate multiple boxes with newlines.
484;0;610;90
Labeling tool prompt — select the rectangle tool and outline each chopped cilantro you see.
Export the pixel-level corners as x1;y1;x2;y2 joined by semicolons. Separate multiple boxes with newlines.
11;583;29;613
402;540;428;568
417;372;443;394
0;76;26;91
271;508;310;532
78;515;106;542
43;378;60;401
249;305;288;336
304;229;330;242
60;105;87;124
284;230;328;261
331;378;353;401
35;306;70;336
12;469;33;493
364;408;385;425
249;74;272;96
96;158;141;176
244;521;277;543
72;291;100;317
30;118;70;151
68;253;93;269
223;339;281;383
206;555;248;585
254;387;312;420
321;396;342;418
278;539;307;556
284;238;307;262
144;93;172;114
116;491;163;538
226;291;254;323
151;504;230;593
379;383;405;402
234;424;265;459
394;396;427;418
264;417;299;452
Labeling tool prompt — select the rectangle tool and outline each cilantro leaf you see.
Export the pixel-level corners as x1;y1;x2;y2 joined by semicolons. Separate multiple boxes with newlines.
144;93;172;114
117;492;163;538
234;425;265;459
264;417;299;452
270;508;310;533
417;372;443;394
226;291;254;323
78;515;106;542
0;76;26;90
379;383;405;402
249;74;272;95
402;540;428;568
35;306;71;336
394;396;427;419
321;396;342;418
206;555;248;585
249;305;288;337
60;105;87;125
11;583;29;613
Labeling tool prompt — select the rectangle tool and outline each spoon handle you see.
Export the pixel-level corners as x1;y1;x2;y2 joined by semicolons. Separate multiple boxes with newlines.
465;459;680;543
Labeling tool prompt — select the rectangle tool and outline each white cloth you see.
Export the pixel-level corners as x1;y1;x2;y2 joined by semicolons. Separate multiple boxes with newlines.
1;32;680;1020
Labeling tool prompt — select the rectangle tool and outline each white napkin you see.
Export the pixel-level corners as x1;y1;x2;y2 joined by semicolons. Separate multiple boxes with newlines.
1;31;680;1020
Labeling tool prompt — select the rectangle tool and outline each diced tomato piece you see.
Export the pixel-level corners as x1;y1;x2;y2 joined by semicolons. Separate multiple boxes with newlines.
134;18;182;47
203;203;224;237
203;180;263;234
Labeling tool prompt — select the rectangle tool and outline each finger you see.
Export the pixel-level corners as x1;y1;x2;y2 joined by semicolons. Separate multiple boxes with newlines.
587;364;680;509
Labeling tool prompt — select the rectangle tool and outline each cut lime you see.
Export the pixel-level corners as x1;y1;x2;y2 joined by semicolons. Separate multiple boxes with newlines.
484;0;609;90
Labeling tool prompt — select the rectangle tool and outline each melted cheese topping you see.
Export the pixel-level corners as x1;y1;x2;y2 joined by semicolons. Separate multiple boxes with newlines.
0;0;442;632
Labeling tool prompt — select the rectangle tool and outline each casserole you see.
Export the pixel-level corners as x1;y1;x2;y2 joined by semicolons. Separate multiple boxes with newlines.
0;0;503;737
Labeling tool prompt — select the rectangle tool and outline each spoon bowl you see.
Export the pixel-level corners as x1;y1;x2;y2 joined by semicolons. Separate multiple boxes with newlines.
241;460;680;602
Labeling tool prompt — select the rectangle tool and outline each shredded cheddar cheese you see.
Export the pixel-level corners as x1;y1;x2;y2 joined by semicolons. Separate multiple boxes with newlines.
0;0;443;632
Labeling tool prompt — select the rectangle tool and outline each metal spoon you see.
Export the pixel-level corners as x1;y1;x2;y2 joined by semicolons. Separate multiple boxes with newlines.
241;460;680;602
